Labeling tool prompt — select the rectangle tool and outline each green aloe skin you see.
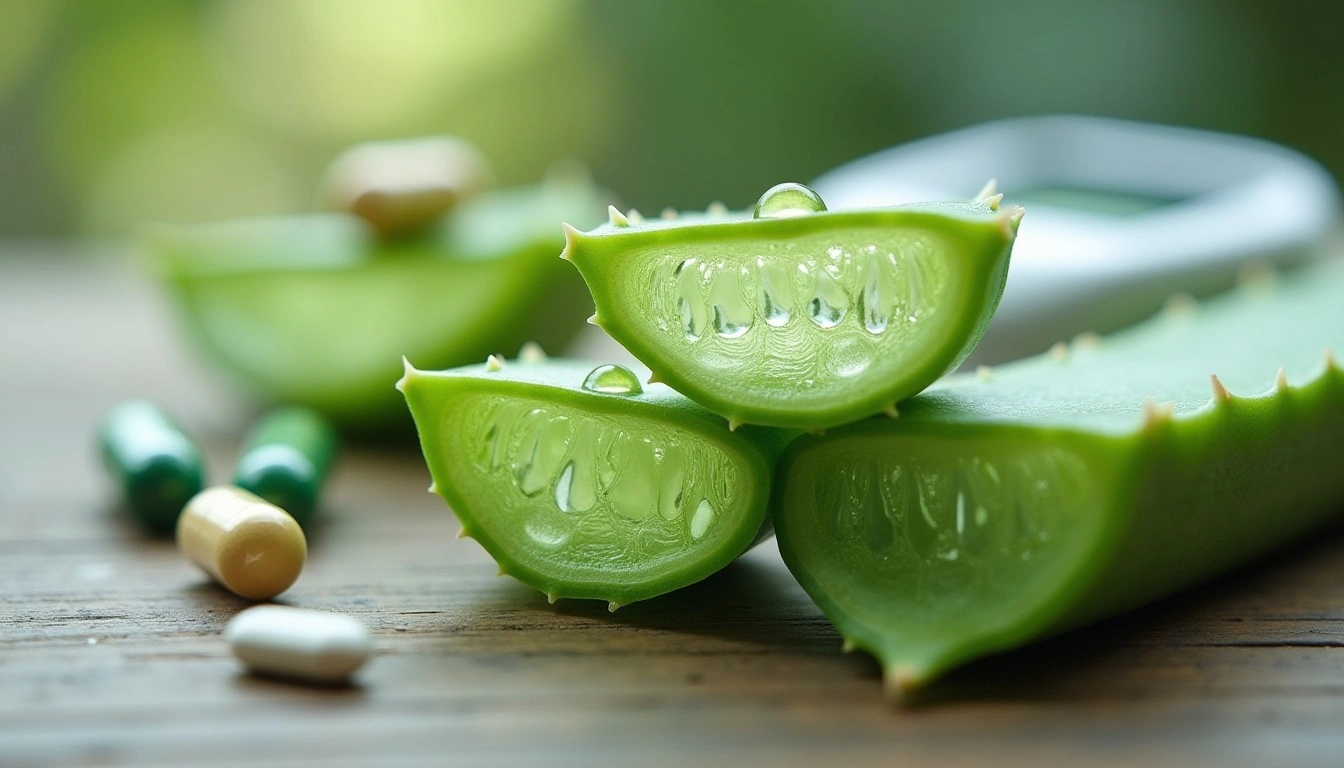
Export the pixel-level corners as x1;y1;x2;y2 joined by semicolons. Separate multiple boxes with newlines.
398;350;786;610
562;183;1021;431
772;257;1344;695
145;177;603;429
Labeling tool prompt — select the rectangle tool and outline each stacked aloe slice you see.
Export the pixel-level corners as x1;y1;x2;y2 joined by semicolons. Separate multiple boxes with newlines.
402;179;1344;695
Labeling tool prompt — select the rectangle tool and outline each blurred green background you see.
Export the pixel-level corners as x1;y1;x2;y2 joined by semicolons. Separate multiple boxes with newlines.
0;0;1337;240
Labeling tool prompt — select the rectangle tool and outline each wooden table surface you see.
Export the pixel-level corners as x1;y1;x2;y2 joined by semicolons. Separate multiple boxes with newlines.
3;249;1344;767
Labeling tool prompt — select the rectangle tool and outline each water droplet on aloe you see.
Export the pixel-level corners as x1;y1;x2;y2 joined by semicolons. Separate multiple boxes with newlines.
753;182;826;220
581;364;643;395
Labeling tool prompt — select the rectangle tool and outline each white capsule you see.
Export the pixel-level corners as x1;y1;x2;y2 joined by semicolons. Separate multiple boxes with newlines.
225;605;372;684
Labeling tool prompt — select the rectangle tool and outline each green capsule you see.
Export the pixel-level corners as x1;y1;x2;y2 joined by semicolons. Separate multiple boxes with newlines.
773;256;1344;695
398;354;786;609
562;184;1021;430
233;407;338;529
97;400;205;534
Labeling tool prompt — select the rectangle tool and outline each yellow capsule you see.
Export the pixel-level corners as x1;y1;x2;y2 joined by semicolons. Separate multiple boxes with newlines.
177;486;307;600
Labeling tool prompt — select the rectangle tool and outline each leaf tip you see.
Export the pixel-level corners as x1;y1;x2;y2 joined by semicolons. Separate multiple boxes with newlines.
1141;398;1175;429
1237;260;1277;292
518;340;548;363
1072;331;1101;351
1163;292;1197;320
1210;373;1231;403
973;179;998;204
559;222;583;261
882;665;925;702
395;355;419;392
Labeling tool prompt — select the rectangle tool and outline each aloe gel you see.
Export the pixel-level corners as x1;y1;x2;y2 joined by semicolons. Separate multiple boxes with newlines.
399;352;785;609
562;183;1020;430
773;258;1344;694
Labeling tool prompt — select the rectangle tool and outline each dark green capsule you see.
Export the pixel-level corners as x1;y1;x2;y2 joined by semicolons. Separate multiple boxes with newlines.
233;407;338;529
97;400;205;534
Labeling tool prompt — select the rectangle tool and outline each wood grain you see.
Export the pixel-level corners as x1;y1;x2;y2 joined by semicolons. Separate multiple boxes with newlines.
2;250;1343;767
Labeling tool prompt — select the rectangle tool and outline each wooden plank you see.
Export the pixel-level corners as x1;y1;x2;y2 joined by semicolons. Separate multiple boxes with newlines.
2;251;1344;767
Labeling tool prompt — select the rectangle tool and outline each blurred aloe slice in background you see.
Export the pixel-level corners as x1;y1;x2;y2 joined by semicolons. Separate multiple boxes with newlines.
144;155;606;432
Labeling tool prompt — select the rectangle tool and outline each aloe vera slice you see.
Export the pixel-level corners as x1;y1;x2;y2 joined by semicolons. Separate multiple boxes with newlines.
773;259;1344;694
563;184;1020;430
398;353;783;609
145;178;603;428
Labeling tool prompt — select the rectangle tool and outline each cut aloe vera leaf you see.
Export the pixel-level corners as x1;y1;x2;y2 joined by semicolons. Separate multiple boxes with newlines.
398;355;785;608
145;177;603;429
773;258;1344;694
563;185;1020;430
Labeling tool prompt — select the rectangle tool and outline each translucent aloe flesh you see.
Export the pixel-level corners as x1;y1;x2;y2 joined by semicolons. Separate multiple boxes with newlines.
398;356;783;609
146;180;602;428
563;198;1019;430
772;257;1344;693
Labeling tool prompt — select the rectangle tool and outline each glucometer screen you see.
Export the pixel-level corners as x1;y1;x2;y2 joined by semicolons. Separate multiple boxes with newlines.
1008;186;1188;217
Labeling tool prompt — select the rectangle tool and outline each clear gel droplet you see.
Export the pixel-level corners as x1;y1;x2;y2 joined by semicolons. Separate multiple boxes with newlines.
674;259;705;342
757;257;791;326
709;267;753;338
856;248;889;334
753;182;826;219
555;460;595;513
581;364;643;395
808;268;849;329
690;498;716;539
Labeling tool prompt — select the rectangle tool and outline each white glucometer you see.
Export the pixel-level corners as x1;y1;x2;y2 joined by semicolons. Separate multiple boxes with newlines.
812;115;1340;363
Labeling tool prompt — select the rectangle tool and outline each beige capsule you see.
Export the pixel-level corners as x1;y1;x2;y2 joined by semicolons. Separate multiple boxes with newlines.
177;486;307;600
318;135;493;239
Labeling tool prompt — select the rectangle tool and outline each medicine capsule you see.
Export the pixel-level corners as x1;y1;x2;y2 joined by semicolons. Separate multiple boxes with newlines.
177;486;307;600
225;605;371;684
233;406;338;530
97;400;205;534
318;135;493;238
